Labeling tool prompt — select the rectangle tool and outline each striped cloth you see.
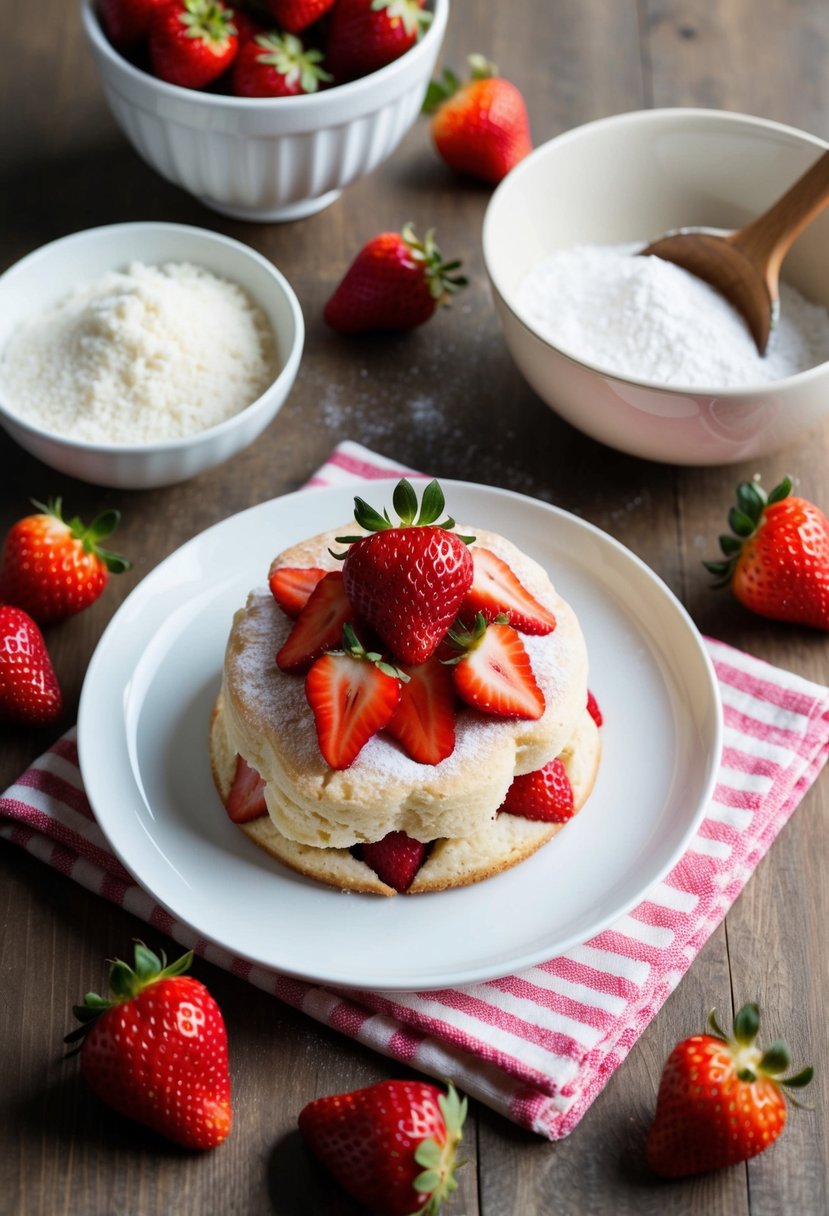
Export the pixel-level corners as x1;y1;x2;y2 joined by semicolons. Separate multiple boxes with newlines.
3;441;829;1140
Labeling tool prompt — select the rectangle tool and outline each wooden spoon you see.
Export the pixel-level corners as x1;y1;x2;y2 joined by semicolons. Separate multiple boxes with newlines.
640;149;829;354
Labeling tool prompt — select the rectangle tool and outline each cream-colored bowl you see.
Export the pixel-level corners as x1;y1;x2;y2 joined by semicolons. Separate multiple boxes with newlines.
483;108;829;465
0;222;304;489
80;0;449;222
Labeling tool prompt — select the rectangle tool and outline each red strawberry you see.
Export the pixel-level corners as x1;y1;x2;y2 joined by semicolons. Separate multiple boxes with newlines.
500;757;574;822
325;0;431;82
586;689;603;727
447;613;545;719
268;565;327;618
384;655;456;764
461;547;556;634
0;499;129;625
231;9;268;45
704;475;829;630
276;570;354;672
264;0;336;34
298;1078;466;1214
0;606;63;727
100;0;171;46
225;754;268;823
149;0;238;90
646;1003;813;1178
423;53;533;185
336;479;474;665
304;624;403;768
65;943;232;1151
359;830;427;892
323;224;466;333
231;30;332;97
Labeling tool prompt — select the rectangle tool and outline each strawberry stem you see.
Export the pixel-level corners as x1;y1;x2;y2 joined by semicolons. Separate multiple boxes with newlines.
334;479;475;547
703;475;793;585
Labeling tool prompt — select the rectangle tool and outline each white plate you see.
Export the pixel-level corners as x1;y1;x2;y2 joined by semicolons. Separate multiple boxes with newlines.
79;480;722;991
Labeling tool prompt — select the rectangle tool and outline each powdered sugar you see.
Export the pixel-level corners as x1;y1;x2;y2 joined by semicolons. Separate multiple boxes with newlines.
516;242;829;388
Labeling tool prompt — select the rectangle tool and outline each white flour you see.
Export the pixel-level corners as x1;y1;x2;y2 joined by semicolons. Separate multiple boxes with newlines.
516;242;829;388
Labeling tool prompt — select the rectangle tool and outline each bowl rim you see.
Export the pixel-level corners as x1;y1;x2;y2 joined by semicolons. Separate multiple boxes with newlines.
80;0;449;113
0;220;305;456
483;106;829;396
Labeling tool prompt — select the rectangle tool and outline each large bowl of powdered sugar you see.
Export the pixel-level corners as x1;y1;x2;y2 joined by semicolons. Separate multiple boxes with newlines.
483;108;829;465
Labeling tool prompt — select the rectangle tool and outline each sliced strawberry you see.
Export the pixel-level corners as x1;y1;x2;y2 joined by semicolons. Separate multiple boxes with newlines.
304;626;403;769
268;565;327;618
500;757;574;822
447;614;545;720
358;831;427;892
225;754;268;823
276;571;354;672
461;547;556;634
586;689;603;727
384;656;456;765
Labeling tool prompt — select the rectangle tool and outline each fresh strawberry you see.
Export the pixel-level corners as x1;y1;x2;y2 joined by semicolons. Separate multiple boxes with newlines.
0;606;63;727
148;0;238;90
359;830;427;892
264;0;336;34
100;0;171;46
0;499;129;625
225;754;268;822
704;475;829;630
298;1078;466;1214
325;0;432;82
304;624;403;768
423;53;533;185
646;1003;813;1178
231;30;332;96
336;479;474;665
268;565;327;618
384;655;456;764
324;224;466;333
461;547;556;634
586;689;603;727
446;613;545;720
276;570;354;672
500;757;574;822
65;943;232;1151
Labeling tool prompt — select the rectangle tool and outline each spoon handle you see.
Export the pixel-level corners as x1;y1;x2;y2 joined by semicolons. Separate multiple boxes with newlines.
730;149;829;283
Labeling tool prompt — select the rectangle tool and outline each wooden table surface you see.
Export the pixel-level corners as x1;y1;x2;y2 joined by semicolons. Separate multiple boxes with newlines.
2;2;828;1213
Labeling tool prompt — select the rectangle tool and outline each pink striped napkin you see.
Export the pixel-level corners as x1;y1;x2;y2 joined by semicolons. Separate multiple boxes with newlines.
3;440;829;1140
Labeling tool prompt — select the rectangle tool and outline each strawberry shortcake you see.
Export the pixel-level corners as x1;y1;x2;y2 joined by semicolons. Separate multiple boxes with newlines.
210;479;601;895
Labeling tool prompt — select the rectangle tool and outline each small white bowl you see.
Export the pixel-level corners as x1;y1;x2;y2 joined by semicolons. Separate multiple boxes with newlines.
80;0;449;222
0;222;304;489
483;108;829;466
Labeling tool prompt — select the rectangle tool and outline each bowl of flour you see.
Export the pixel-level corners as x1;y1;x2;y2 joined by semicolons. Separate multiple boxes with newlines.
0;223;304;488
482;108;829;465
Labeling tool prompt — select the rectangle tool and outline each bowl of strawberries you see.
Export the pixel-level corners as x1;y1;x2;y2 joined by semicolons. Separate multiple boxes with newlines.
81;0;449;221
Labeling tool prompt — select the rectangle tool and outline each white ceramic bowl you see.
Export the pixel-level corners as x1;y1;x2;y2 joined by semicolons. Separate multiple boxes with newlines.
80;0;449;222
0;222;304;489
483;108;829;466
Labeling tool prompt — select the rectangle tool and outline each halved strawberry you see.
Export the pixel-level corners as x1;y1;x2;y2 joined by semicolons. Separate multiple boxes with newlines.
358;831;427;892
384;656;456;765
269;565;327;618
276;571;354;672
305;625;403;769
461;547;556;634
500;758;574;822
586;689;603;727
225;754;268;823
446;613;545;720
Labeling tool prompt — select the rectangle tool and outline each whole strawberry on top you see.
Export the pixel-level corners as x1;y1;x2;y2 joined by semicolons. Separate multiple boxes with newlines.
324;224;466;333
299;1077;466;1214
0;605;63;727
0;499;129;625
65;943;232;1151
231;29;332;97
325;0;432;83
704;475;829;630
423;53;533;185
646;1003;813;1177
149;0;239;90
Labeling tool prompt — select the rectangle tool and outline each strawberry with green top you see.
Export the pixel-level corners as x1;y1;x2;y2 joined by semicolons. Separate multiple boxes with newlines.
231;30;332;97
646;1003;813;1177
0;605;63;727
323;224;466;333
325;0;432;83
149;0;239;90
299;1077;467;1214
445;612;545;720
65;943;232;1151
704;475;829;630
